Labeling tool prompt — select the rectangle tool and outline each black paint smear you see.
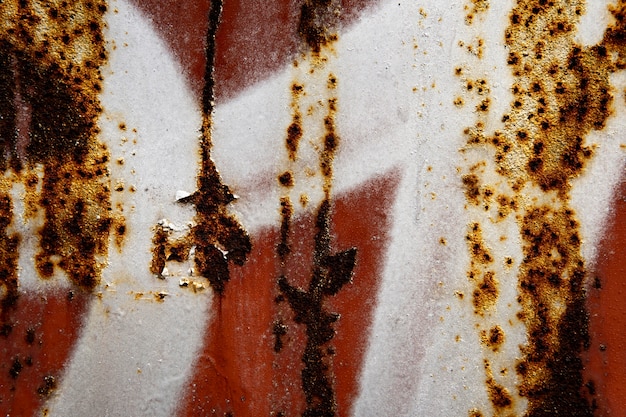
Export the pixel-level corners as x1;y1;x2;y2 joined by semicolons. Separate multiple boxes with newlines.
181;0;252;294
278;199;357;417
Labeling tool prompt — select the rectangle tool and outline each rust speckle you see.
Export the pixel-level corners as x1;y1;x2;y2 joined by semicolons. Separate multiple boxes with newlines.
278;171;294;187
468;409;484;417
112;215;127;250
481;325;505;352
272;320;288;353
286;116;303;161
37;374;57;398
0;0;111;290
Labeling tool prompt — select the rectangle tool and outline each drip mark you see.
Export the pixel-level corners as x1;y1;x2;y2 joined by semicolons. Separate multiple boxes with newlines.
150;0;251;293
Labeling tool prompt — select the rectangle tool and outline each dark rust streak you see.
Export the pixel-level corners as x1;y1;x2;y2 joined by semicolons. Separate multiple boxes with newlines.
278;200;356;417
273;2;349;415
298;0;340;53
0;192;20;328
277;197;293;262
189;0;250;294
155;0;251;293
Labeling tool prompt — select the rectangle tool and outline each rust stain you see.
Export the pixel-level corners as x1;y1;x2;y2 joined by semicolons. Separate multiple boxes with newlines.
481;325;505;352
0;0;111;291
465;0;489;25
459;0;626;415
149;0;251;293
272;1;353;415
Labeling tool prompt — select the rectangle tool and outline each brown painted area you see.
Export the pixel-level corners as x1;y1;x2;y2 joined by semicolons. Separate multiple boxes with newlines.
584;177;626;415
178;172;399;417
0;291;90;416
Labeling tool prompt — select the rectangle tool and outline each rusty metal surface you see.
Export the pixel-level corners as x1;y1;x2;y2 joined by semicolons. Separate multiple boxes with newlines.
0;0;625;416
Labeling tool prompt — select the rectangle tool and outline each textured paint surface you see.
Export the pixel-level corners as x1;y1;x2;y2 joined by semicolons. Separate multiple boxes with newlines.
0;0;626;416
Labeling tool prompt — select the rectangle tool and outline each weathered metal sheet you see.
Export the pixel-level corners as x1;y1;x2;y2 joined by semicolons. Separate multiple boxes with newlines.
1;0;626;416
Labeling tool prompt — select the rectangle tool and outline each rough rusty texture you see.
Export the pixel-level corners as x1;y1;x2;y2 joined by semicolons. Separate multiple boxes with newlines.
0;0;111;291
278;201;356;417
460;0;626;415
151;0;251;293
298;0;340;53
273;3;352;415
465;223;498;316
0;191;20;327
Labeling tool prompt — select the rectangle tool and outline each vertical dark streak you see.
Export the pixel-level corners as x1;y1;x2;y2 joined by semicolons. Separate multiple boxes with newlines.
202;0;222;119
278;200;356;417
0;50;17;172
189;0;251;294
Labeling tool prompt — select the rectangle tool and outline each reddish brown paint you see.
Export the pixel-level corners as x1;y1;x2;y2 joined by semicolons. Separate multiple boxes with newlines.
584;174;626;415
0;291;90;416
129;0;211;98
178;172;399;416
132;0;379;101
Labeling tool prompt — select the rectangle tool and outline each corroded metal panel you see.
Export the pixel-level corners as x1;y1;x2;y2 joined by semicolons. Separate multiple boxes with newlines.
0;0;625;416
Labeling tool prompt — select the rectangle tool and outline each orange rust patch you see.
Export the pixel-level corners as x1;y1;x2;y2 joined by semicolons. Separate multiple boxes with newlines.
0;0;111;291
112;215;127;250
459;1;626;414
458;0;626;414
465;222;498;315
484;360;514;412
472;271;498;315
480;325;505;352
